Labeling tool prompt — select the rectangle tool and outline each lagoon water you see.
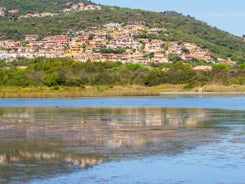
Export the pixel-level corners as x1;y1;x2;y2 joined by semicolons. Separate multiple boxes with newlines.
0;96;245;183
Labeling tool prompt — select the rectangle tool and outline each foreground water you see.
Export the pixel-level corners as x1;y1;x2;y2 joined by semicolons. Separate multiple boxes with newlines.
0;96;245;183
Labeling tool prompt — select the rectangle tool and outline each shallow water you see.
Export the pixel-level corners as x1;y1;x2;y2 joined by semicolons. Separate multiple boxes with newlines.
0;95;245;110
0;96;245;183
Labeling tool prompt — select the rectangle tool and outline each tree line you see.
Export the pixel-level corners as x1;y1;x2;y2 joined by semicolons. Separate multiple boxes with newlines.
0;58;245;88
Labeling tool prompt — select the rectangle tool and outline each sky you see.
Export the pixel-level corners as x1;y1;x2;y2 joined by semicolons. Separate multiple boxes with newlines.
92;0;245;37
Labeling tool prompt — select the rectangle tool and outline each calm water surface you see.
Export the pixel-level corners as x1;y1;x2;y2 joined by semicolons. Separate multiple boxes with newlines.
0;96;245;184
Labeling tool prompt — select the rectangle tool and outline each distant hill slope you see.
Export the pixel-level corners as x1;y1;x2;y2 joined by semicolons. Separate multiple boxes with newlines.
0;0;92;14
0;1;245;62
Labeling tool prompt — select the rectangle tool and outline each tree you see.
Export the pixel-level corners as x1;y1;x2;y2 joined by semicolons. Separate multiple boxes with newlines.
88;34;95;40
44;72;60;86
168;54;182;62
148;52;154;60
239;63;245;70
212;63;229;72
167;62;195;84
144;69;162;86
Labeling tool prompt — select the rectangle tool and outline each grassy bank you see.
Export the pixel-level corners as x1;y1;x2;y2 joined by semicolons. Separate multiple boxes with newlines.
0;84;245;98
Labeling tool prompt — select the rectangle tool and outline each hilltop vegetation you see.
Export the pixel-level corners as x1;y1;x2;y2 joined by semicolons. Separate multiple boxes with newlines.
0;0;92;14
0;1;245;62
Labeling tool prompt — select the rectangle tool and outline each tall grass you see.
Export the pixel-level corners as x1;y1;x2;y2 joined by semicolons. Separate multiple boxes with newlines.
0;84;244;98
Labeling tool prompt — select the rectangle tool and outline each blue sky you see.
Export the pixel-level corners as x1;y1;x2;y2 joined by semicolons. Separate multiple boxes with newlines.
92;0;245;37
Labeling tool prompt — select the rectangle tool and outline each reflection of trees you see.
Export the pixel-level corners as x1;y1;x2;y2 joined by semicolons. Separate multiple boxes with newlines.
0;148;103;183
1;107;244;182
0;107;213;158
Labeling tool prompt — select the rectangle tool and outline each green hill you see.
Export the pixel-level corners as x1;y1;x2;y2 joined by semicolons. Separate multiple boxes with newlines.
0;0;245;62
0;0;92;14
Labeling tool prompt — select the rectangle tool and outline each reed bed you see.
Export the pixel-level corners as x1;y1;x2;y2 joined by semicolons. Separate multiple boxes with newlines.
0;84;244;98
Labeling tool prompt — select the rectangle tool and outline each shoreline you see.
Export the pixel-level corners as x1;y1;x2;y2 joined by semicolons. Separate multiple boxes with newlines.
160;91;245;95
0;84;245;98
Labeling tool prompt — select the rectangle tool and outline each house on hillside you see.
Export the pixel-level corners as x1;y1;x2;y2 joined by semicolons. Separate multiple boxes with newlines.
144;39;164;53
218;57;235;65
8;9;20;15
183;42;197;51
83;5;101;10
104;23;121;30
0;7;5;16
43;35;70;45
0;41;5;48
25;34;38;42
193;66;212;71
167;42;182;55
41;35;70;50
4;40;21;49
147;28;166;35
181;54;195;61
131;53;148;63
153;53;169;63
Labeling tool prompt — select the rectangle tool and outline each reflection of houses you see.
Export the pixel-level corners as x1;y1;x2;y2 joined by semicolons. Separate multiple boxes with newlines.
68;157;103;168
0;150;103;169
166;109;189;126
2;111;31;118
0;107;213;171
145;108;163;126
107;133;146;148
0;154;6;164
185;109;208;125
165;109;208;126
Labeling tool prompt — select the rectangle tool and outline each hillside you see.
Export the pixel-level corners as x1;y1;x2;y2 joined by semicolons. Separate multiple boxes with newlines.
0;0;245;62
0;0;92;14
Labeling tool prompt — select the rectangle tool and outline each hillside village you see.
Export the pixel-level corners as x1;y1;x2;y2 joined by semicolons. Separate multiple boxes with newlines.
0;2;101;18
0;21;234;68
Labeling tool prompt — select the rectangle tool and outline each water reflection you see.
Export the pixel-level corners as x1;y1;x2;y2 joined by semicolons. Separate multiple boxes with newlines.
0;107;244;183
0;151;102;168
